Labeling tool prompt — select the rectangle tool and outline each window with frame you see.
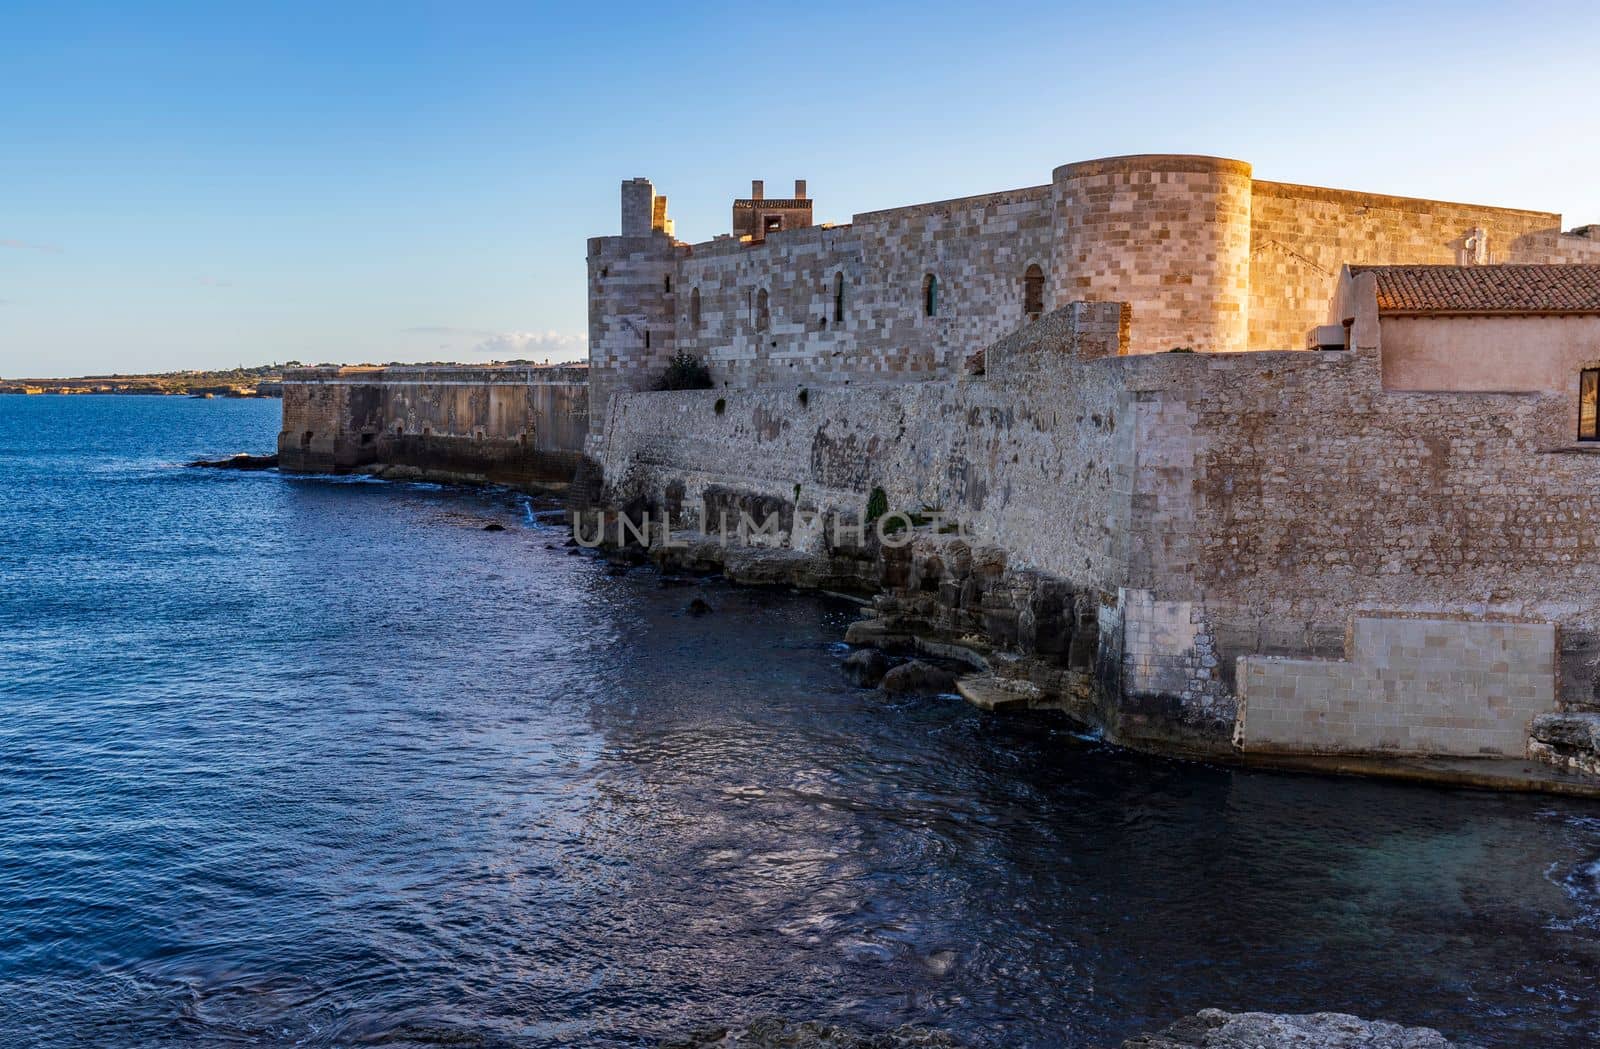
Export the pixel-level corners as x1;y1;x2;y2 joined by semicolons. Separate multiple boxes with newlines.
1581;368;1599;441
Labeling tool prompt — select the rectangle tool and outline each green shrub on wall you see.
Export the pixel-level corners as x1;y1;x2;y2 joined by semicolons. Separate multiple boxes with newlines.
655;353;713;391
865;486;888;523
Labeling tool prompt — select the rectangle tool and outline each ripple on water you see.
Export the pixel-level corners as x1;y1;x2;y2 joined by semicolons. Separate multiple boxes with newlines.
3;396;1600;1048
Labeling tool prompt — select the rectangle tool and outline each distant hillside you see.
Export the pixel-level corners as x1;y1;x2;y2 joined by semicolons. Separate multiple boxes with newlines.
0;363;300;397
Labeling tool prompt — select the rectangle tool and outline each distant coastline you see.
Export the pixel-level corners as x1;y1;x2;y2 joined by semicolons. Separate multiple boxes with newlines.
0;364;287;398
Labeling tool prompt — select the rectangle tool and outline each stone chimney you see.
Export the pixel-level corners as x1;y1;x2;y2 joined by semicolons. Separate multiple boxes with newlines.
794;179;807;199
751;179;764;201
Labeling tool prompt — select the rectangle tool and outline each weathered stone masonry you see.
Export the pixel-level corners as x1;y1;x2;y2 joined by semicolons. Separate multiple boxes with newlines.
278;365;589;488
588;154;1600;434
593;299;1600;761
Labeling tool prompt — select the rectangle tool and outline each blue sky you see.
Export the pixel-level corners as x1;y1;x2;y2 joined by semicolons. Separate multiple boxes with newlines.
3;0;1598;377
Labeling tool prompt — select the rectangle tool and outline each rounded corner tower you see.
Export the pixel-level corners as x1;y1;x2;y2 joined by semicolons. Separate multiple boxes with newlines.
1051;154;1253;354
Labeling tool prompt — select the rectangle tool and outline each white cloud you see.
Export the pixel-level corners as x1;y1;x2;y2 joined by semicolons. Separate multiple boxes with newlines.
468;329;586;362
0;238;62;254
399;325;586;363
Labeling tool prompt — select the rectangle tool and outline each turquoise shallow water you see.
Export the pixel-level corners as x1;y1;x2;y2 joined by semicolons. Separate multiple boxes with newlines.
2;394;1600;1047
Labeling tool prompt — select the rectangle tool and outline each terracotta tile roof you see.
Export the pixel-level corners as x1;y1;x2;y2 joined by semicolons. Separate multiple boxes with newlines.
1350;265;1600;314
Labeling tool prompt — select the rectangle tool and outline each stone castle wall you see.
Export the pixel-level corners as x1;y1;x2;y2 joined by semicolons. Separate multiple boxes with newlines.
600;303;1136;593
595;306;1600;756
1054;156;1254;354
1236;618;1557;758
589;155;1594;427
278;365;589;486
1122;342;1600;712
1246;180;1570;351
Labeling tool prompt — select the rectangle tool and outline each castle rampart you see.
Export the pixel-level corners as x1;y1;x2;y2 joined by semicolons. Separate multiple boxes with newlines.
590;273;1600;766
278;364;588;487
1054;155;1254;354
587;155;1597;436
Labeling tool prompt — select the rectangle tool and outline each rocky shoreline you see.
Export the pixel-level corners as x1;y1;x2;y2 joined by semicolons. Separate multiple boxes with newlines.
569;512;1600;798
180;456;1600;796
663;1010;1471;1048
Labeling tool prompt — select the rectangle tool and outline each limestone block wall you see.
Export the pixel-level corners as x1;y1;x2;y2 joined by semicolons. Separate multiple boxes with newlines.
279;380;347;472
670;187;1056;391
278;366;589;484
598;305;1137;593
588;232;677;432
1123;345;1600;708
597;304;1600;754
674;226;866;387
1246;181;1568;350
1235;617;1557;757
591;155;1597;422
1054;155;1254;354
1550;231;1600;264
850;186;1055;374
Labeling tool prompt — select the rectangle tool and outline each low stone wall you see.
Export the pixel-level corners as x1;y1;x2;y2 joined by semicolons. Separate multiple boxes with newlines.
278;365;589;487
1236;618;1556;758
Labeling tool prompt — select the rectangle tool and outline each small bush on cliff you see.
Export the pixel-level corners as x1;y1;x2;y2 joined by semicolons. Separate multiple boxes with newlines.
655;353;713;391
865;487;888;523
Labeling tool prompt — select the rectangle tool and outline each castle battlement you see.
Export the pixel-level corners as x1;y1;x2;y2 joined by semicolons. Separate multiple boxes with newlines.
587;153;1600;430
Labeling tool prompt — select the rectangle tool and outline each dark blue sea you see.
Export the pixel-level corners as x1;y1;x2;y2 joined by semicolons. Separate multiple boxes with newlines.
3;394;1600;1047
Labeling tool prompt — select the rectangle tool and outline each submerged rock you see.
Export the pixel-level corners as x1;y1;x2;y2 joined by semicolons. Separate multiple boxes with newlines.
686;597;714;616
663;1016;962;1048
370;463;424;481
1120;1010;1466;1048
482;522;506;532
187;452;278;470
880;659;958;695
842;648;892;688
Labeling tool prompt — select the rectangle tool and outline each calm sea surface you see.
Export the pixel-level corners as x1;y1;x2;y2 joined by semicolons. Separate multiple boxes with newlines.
3;395;1600;1048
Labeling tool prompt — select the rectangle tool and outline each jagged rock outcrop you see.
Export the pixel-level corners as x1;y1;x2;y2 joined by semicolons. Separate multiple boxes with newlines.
1528;712;1600;776
662;1016;961;1048
661;1011;1467;1049
188;452;278;470
1120;1009;1465;1049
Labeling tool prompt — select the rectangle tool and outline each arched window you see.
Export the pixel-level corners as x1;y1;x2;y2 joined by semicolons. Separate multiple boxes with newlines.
1580;368;1599;441
833;272;845;323
1023;264;1045;320
922;274;938;318
689;287;701;329
756;288;770;332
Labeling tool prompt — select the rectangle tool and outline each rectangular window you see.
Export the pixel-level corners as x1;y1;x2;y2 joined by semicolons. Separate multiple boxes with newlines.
1582;369;1599;441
